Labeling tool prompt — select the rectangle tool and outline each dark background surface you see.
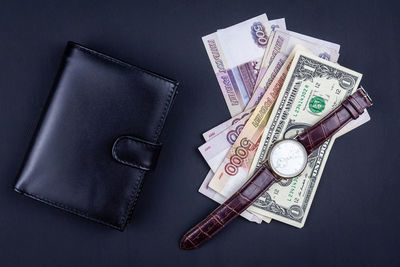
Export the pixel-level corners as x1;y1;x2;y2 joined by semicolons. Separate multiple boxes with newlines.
1;0;399;266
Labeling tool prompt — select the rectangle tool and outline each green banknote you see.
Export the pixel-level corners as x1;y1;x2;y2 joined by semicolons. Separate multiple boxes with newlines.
248;51;362;228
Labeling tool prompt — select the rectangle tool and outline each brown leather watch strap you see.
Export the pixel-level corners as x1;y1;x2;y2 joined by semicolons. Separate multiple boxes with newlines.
180;164;277;250
297;88;372;154
180;88;372;250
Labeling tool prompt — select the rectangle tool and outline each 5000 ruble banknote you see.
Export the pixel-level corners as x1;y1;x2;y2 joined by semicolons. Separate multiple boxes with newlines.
208;45;308;197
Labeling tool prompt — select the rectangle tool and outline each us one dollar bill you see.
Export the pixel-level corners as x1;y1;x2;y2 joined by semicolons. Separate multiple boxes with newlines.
254;29;340;89
202;15;286;117
197;108;369;224
247;31;340;110
247;51;362;228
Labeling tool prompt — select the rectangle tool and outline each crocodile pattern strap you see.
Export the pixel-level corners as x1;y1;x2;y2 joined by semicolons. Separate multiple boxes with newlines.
297;88;372;155
180;164;277;250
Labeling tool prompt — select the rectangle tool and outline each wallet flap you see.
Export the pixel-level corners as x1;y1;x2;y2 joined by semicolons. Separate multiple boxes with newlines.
15;41;178;230
112;136;162;171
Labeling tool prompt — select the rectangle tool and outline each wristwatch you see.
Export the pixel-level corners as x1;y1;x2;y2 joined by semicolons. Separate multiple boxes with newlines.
180;88;372;250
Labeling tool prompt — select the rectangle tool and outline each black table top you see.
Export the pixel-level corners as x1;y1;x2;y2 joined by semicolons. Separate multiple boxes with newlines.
1;0;399;266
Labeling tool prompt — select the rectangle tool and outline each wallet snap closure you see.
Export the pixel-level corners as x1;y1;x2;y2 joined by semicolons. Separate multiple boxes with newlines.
112;136;162;171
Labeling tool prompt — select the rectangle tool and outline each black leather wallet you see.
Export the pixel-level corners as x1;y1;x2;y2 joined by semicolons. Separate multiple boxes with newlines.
14;42;178;230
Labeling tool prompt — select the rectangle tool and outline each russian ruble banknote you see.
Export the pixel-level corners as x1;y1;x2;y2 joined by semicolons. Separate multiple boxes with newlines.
246;51;363;228
248;53;287;106
247;30;340;110
199;113;252;173
202;107;255;141
208;45;309;197
268;18;286;31
202;15;286;117
199;109;271;223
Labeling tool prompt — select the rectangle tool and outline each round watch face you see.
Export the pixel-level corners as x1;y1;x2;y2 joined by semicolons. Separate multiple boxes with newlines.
268;139;308;179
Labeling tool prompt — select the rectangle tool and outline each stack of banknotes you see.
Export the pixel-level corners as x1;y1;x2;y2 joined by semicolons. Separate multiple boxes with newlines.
199;13;370;227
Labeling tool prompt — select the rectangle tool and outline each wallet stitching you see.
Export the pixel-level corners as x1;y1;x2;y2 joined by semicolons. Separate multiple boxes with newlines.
71;43;178;86
153;83;175;140
121;169;146;225
118;136;161;150
15;189;124;230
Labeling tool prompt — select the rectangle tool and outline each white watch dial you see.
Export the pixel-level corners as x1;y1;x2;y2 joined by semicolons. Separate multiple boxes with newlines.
268;139;308;179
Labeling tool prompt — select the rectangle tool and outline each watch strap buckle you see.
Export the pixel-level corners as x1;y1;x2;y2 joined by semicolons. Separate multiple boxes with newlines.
359;86;373;106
